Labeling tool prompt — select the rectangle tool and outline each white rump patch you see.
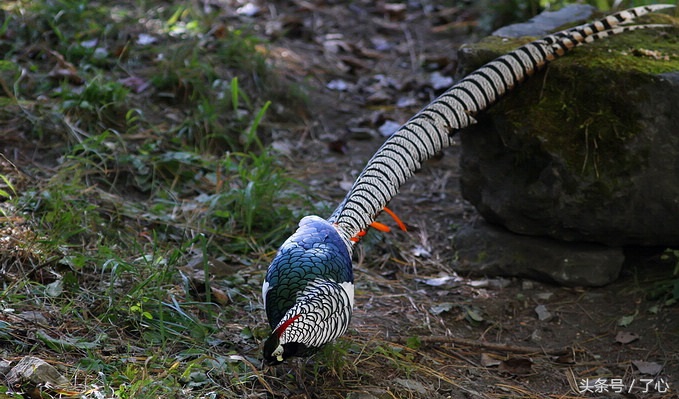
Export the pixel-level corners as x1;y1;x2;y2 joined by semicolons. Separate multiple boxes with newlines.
340;281;354;309
262;280;270;310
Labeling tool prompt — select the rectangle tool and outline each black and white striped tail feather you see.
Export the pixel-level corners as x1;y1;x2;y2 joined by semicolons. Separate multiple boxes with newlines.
328;4;675;244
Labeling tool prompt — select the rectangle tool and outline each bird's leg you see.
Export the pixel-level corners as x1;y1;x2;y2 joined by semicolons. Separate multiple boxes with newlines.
350;206;408;242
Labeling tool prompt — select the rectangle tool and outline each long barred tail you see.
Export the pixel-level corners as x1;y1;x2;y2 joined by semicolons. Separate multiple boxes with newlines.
327;4;674;244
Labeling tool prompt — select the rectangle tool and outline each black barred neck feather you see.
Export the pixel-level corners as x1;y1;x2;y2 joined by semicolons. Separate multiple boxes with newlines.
263;278;353;365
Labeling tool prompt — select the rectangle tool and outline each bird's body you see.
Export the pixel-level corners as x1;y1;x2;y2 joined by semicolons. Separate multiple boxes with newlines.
262;216;353;364
262;4;675;365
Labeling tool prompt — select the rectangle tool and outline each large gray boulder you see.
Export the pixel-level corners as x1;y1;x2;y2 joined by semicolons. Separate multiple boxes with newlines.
451;6;678;286
492;4;596;37
453;221;624;287
456;8;679;247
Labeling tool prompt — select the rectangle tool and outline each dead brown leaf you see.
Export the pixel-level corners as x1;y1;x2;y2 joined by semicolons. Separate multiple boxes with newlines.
498;358;533;376
615;330;639;344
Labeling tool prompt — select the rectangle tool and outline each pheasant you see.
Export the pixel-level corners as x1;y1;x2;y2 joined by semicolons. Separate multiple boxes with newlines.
262;4;675;365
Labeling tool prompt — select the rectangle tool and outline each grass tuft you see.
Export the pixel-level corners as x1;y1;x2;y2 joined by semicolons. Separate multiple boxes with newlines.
0;0;310;397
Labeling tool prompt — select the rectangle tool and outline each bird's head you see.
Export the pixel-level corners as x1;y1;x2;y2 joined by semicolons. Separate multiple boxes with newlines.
263;338;306;365
262;314;308;365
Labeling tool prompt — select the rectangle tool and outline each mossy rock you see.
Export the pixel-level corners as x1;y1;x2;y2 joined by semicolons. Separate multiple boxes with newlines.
456;10;679;246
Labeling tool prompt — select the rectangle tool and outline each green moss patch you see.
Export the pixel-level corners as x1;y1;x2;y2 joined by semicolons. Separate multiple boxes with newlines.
464;23;678;181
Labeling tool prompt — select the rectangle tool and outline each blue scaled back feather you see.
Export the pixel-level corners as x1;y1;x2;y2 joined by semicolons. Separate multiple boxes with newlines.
261;4;675;365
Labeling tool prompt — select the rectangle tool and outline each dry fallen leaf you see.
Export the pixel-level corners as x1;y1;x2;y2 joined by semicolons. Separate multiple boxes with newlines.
136;33;157;46
411;244;431;258
498;358;533;376
416;275;459;287
236;2;260;17
429;71;453;90
379;3;407;21
535;304;553;321
615;330;639;344
119;76;151;93
632;360;663;375
378;120;401;137
553;353;575;364
632;48;669;61
327;79;350;91
429;302;454;315
46;50;83;85
480;353;501;367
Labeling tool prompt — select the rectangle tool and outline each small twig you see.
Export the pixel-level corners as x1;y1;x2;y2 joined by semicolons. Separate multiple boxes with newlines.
0;75;15;99
401;26;418;75
389;335;571;356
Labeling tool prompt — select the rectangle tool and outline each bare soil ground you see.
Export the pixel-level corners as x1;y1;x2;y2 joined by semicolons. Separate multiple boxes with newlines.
253;1;679;398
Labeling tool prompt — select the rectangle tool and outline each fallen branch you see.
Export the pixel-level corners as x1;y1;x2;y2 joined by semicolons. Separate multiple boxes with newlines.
388;335;572;356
